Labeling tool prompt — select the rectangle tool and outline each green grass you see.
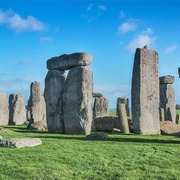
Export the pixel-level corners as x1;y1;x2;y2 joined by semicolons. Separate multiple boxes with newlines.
0;125;180;180
177;109;180;115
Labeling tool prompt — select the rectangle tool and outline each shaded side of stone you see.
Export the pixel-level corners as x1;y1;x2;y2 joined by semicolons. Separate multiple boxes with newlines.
116;97;130;117
47;52;92;70
160;84;175;123
44;70;66;133
0;93;9;126
160;75;175;84
63;66;93;134
131;47;160;134
9;94;26;125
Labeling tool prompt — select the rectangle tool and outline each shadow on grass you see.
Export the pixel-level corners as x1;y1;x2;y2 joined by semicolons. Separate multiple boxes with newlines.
10;128;180;145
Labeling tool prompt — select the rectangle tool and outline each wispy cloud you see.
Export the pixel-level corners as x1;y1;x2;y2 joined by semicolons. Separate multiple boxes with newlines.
87;3;93;11
118;19;139;34
98;5;107;11
119;10;125;19
126;28;157;53
0;9;48;32
40;36;53;43
18;59;33;65
164;45;177;54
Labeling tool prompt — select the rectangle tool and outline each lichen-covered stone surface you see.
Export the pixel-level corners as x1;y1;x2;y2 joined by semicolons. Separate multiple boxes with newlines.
9;94;26;125
47;52;92;70
0;93;9;126
131;47;160;134
63;66;93;134
44;70;66;133
160;75;175;84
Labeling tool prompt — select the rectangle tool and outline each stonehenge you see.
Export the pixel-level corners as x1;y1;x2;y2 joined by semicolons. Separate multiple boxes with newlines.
116;97;130;117
159;76;176;123
28;81;46;123
9;94;26;125
131;46;160;134
0;93;9;126
45;52;93;134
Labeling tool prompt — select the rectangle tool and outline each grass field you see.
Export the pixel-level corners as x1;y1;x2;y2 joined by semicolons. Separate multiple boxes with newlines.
0;125;180;180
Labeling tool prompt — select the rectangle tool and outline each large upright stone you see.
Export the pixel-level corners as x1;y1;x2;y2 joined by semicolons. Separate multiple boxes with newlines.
28;82;46;123
93;96;109;119
63;66;93;134
178;68;180;78
131;46;160;134
0;93;9;126
44;70;66;133
9;94;26;125
160;76;175;123
47;52;92;70
116;97;130;117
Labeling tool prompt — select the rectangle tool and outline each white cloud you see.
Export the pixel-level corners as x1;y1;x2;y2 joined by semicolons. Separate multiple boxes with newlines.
0;9;47;32
94;84;131;108
127;32;157;53
142;28;153;35
164;45;177;54
98;5;107;11
118;19;139;34
87;3;93;11
119;10;125;19
40;36;53;42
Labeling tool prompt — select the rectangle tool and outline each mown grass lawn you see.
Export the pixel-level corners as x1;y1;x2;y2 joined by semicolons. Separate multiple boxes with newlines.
0;125;180;180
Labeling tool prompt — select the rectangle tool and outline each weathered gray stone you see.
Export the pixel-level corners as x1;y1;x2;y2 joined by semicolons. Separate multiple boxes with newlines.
159;108;165;121
47;52;92;70
93;96;109;118
116;97;130;117
178;68;180;78
28;82;46;123
176;114;180;124
131;47;160;134
0;93;9;126
0;138;42;148
160;75;175;84
92;92;103;98
117;104;129;134
94;116;120;131
9;94;26;125
63;66;93;134
44;70;66;133
160;83;175;123
29;120;47;131
86;133;108;139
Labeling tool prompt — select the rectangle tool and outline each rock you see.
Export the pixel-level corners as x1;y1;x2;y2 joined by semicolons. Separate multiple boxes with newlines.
160;83;175;122
94;116;120;131
47;52;92;70
116;97;130;117
63;66;93;134
29;120;47;131
0;93;9;126
9;94;26;125
112;128;121;133
0;138;42;148
176;114;180;124
92;92;103;98
86;133;108;139
159;108;165;121
28;82;46;122
93;96;109;119
131;47;160;134
178;68;180;78
160;121;180;136
44;70;66;133
160;75;175;84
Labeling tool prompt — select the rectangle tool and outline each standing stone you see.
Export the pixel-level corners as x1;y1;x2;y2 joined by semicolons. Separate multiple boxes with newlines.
9;94;26;125
116;97;130;117
44;70;66;133
0;93;9;126
131;46;160;134
117;103;129;134
63;66;93;134
176;114;179;124
159;76;175;123
93;96;109;118
159;108;165;122
178;68;180;78
28;82;46;123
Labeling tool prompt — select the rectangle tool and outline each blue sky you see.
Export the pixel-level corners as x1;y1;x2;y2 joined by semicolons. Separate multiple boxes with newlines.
0;0;180;108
